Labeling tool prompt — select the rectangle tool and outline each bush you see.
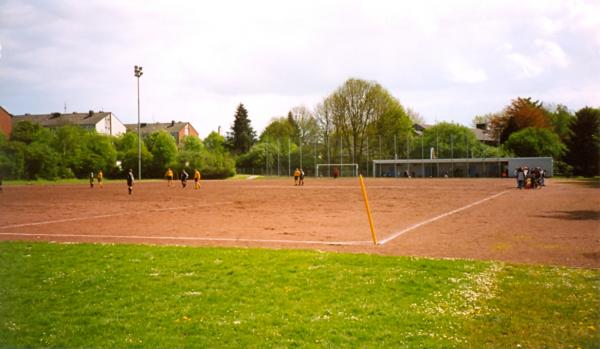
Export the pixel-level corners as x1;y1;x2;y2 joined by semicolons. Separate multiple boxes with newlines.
554;160;574;177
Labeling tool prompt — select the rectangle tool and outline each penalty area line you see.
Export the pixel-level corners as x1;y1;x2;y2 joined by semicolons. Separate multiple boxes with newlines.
0;201;234;230
378;190;509;245
0;232;372;246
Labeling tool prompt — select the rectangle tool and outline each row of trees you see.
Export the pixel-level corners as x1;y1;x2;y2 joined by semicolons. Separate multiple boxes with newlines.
480;98;599;176
0;122;235;180
1;78;597;180
227;79;599;177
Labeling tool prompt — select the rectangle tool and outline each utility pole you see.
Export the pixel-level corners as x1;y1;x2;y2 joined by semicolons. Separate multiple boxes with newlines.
134;65;143;180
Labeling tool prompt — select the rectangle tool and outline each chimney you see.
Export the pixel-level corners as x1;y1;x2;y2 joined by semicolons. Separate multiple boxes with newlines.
171;120;175;127
88;110;94;118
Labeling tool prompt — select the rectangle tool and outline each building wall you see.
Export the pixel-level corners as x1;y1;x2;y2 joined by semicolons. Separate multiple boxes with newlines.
508;157;553;177
109;114;126;136
373;157;552;178
177;123;199;143
0;107;12;137
94;114;126;136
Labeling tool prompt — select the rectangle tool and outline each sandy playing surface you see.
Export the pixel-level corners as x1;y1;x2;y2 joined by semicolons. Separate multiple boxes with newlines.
1;177;598;268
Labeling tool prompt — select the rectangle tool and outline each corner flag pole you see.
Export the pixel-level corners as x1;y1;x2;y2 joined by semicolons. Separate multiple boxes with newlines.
359;175;378;245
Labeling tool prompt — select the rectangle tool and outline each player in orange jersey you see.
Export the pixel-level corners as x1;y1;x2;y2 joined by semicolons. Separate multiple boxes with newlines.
165;168;174;186
97;170;104;189
193;169;201;189
293;168;301;186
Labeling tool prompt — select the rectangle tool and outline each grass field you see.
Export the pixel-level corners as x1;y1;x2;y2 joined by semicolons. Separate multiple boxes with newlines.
1;241;598;348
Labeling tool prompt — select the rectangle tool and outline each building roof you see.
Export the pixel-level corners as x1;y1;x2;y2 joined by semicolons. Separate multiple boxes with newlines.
0;106;12;116
12;111;111;127
470;127;495;143
124;121;190;135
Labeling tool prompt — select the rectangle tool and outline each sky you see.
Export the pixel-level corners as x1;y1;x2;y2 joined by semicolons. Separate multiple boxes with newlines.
1;0;599;138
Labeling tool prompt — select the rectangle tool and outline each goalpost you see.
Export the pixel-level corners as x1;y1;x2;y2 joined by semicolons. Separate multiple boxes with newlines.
316;163;359;177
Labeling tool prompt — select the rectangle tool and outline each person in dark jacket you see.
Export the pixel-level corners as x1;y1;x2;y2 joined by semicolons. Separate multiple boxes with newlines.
180;169;189;188
127;169;135;195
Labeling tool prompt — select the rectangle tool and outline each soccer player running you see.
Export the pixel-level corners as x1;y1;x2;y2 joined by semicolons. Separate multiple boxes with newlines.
126;169;135;195
89;171;94;188
194;169;201;189
165;168;174;187
180;169;189;188
299;168;305;186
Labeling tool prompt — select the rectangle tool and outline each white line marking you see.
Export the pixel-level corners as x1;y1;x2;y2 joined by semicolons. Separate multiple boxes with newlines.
378;190;509;245
0;202;233;230
0;232;372;246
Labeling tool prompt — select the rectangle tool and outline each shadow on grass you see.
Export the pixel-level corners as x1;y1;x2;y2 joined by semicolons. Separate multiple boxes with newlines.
538;210;600;221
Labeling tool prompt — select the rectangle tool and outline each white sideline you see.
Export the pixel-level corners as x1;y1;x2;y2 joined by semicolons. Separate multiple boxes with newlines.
377;190;509;245
0;202;233;230
0;232;372;246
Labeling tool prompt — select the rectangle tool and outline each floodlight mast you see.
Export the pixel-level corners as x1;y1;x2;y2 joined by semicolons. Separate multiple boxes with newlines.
134;65;143;180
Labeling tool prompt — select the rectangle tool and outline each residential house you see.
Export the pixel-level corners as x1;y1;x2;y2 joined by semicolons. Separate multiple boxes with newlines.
125;121;199;144
0;106;12;137
472;123;497;145
12;111;127;136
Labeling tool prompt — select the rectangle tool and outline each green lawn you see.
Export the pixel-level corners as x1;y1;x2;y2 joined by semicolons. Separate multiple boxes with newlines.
0;242;598;348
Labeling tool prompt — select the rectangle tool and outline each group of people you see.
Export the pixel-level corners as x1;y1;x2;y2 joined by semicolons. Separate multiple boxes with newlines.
165;168;201;189
89;171;104;189
293;168;305;186
514;166;545;189
93;167;202;195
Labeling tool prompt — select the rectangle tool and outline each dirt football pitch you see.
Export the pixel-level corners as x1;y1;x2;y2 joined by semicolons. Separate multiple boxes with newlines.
1;177;598;268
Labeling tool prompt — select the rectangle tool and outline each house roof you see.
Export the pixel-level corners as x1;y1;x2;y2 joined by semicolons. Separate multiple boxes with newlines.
0;106;12;116
124;121;190;135
12;111;111;127
470;127;495;142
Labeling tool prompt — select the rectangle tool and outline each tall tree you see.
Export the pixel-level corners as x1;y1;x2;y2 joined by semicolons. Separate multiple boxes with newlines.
504;127;565;159
289;105;320;145
406;106;426;125
547;104;574;144
422;122;480;159
79;131;118;178
491;97;550;143
144;131;178;177
322;78;410;165
259;117;296;143
227;103;256;154
203;131;227;154
566;107;600;177
287;111;299;139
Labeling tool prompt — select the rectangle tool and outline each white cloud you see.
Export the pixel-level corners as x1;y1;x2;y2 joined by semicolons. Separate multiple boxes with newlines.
0;0;599;134
446;60;488;84
535;39;569;68
506;52;544;79
502;39;569;79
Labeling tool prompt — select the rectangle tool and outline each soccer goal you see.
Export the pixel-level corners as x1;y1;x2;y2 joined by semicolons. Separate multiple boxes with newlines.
316;164;359;177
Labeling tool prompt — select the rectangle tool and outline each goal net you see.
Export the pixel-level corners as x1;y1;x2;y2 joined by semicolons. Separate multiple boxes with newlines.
316;164;359;177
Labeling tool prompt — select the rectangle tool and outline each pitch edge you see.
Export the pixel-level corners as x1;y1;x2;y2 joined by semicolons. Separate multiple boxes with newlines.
377;190;510;245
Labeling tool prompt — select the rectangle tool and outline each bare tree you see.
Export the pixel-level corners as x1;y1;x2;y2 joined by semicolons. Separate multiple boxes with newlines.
406;106;426;125
322;78;408;165
289;105;319;144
